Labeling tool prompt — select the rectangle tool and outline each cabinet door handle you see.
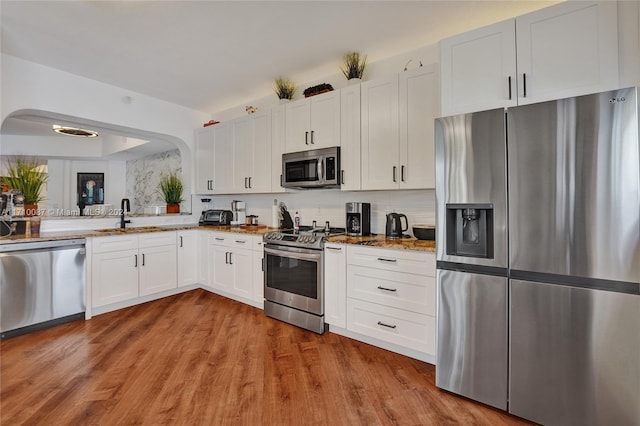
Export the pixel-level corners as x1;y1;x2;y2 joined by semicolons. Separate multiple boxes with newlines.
305;131;309;145
377;257;397;263
248;177;252;188
393;166;397;182
134;254;138;268
180;236;183;247
377;321;397;329
401;165;405;182
325;246;342;251
523;73;527;98
229;252;233;265
310;130;314;144
508;76;512;100
225;251;229;264
142;253;145;266
377;285;397;292
244;177;248;189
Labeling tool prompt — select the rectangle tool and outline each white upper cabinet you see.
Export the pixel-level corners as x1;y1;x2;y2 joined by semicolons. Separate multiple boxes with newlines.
361;75;400;190
250;110;272;193
232;116;253;193
215;111;272;195
440;20;517;115
285;90;341;152
194;126;216;194
515;1;618;104
271;104;286;192
340;84;362;191
213;122;234;194
440;1;619;116
361;66;439;190
399;65;439;189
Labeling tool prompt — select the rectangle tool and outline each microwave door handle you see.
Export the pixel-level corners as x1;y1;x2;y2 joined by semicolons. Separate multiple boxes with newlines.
317;159;324;182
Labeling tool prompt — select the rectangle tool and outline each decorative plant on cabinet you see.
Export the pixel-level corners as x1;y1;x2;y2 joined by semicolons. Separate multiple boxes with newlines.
274;77;296;102
341;51;367;83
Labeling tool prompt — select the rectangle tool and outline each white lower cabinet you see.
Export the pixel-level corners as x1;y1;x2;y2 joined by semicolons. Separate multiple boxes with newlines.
253;238;265;306
347;298;435;354
324;242;346;328
91;232;177;308
208;232;258;303
345;245;436;356
177;230;198;287
92;247;139;307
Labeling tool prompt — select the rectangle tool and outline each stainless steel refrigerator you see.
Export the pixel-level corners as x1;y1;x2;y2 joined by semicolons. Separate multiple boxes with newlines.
435;87;640;426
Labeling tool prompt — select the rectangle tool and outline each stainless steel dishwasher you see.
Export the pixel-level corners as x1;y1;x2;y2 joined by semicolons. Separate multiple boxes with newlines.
0;239;86;339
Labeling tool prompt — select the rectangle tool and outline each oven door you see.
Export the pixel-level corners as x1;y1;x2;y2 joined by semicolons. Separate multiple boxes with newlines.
264;244;323;315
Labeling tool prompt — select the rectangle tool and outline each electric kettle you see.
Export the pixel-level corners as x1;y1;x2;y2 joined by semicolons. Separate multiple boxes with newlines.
385;212;408;239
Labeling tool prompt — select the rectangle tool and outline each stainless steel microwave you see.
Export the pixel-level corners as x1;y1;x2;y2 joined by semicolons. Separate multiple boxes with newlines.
282;146;340;189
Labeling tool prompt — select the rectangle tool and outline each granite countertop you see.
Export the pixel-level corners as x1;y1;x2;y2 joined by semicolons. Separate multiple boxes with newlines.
326;234;436;253
0;224;276;245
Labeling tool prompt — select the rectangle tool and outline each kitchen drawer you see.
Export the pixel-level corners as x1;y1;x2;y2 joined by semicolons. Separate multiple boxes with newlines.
229;235;252;249
347;298;435;354
91;235;138;253
210;232;229;245
347;245;435;276
347;265;435;315
139;231;176;248
253;236;264;252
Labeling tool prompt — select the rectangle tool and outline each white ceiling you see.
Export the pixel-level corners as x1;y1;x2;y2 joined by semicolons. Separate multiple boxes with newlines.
1;0;560;116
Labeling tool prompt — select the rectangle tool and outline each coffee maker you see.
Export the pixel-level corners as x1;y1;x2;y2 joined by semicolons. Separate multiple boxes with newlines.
346;202;371;236
230;200;246;227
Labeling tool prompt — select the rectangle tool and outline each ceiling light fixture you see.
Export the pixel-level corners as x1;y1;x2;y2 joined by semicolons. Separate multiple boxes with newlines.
52;124;99;138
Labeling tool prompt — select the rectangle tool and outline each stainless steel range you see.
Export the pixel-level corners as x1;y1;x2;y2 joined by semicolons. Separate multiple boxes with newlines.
263;224;344;334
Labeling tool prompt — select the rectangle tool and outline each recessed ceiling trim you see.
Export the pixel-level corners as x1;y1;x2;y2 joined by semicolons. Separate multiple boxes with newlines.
52;124;99;138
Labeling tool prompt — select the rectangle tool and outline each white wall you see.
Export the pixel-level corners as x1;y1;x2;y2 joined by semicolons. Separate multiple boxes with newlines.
0;54;210;193
46;159;127;215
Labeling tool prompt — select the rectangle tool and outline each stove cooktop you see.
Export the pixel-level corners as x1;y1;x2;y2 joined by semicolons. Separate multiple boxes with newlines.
263;225;345;249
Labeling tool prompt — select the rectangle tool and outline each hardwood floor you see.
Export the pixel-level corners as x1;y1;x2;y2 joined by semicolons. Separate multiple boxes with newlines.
1;289;531;425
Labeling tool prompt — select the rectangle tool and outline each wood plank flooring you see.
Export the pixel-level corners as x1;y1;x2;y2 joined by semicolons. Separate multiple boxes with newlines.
1;289;532;425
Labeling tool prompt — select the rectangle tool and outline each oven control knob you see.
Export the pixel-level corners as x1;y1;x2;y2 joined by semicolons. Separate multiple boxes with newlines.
309;236;317;243
276;234;283;240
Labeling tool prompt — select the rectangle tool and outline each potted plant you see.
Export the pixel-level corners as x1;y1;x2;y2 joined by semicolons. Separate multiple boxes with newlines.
159;172;183;214
3;157;47;217
340;51;367;83
274;77;296;102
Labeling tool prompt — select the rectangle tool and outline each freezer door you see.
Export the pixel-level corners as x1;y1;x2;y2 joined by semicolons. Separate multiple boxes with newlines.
510;279;640;426
436;269;508;410
435;108;508;268
508;87;640;283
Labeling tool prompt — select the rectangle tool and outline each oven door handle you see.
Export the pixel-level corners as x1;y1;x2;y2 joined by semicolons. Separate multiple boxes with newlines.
264;246;321;262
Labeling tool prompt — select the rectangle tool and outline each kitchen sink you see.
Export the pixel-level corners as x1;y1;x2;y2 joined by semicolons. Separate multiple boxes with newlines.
94;226;164;233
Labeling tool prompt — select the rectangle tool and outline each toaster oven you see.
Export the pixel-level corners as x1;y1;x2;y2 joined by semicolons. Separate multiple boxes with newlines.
199;209;233;225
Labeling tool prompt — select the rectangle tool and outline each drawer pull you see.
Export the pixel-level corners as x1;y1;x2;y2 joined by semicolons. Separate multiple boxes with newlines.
377;286;397;292
235;240;247;244
215;237;225;241
377;257;397;263
377;321;397;329
325;246;342;251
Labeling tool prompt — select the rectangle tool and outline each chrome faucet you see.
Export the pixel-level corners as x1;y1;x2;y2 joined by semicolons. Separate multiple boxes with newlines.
120;198;131;229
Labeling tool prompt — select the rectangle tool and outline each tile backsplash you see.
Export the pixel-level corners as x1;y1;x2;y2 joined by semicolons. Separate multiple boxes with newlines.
193;189;436;236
